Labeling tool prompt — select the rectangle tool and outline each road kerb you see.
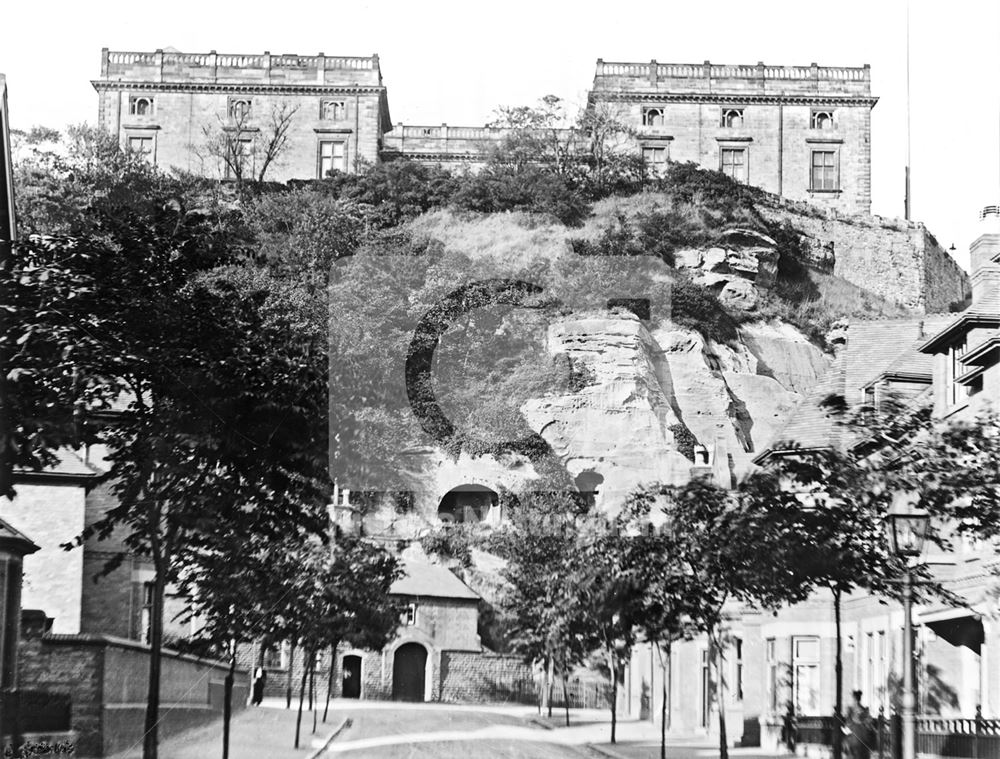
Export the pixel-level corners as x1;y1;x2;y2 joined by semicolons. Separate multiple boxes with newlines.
306;716;352;759
586;742;635;759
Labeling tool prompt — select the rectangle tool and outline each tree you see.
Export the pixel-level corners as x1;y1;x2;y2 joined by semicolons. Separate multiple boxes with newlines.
195;103;299;188
656;478;818;759
495;491;597;722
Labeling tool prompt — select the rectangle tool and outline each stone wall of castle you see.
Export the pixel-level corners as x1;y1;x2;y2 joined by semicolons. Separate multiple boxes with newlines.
761;199;971;312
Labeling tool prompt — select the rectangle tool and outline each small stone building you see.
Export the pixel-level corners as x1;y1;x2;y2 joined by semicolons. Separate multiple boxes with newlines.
257;558;535;704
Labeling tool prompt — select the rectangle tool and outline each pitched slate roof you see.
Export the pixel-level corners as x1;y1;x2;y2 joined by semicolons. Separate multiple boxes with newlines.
920;292;1000;353
756;316;950;462
13;449;102;481
0;517;40;555
390;560;480;601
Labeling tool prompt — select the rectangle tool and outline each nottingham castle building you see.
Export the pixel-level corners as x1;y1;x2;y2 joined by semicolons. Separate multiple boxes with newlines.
93;48;877;214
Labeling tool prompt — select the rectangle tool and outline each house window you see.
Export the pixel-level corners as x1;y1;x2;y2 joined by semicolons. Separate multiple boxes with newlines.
321;100;346;120
766;638;779;711
720;147;747;182
127;135;155;163
318;140;347;177
700;648;712;727
643;107;665;127
229;98;252;120
140;581;154;643
734;637;744;701
793;636;820;714
263;645;284;669
810;150;839;191
946;339;968;407
403;603;417;626
811;110;835;130
642;146;669;171
129;96;153;116
721;108;744;128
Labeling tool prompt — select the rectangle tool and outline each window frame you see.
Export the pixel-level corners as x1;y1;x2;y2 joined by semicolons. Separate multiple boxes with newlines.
321;99;347;121
641;144;670;171
809;149;840;192
317;139;347;178
228;97;253;121
643;107;666;127
792;635;821;715
720;146;748;183
129;96;154;117
811;109;835;130
404;603;417;626
126;133;156;164
721;107;745;128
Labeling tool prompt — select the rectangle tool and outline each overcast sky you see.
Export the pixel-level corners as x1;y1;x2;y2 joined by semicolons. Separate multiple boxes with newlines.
3;0;998;270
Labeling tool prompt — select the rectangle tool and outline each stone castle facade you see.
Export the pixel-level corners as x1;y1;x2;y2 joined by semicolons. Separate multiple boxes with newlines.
93;49;876;214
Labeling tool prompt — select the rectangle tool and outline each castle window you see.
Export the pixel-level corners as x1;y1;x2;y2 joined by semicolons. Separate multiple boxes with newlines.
127;135;155;163
129;96;153;116
318;140;347;177
224;137;253;179
642;145;669;171
643;107;665;127
810;149;839;191
811;110;835;130
720;147;747;182
721;108;744;128
229;98;252;121
321;100;346;120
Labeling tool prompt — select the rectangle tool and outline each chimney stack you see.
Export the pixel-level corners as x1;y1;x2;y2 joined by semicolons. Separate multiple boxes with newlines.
970;205;1000;305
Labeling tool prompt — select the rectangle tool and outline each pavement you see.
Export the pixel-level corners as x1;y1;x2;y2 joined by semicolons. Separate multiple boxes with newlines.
107;697;797;759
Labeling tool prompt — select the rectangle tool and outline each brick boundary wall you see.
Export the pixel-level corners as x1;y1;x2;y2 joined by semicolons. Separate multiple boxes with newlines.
19;634;248;758
438;651;536;704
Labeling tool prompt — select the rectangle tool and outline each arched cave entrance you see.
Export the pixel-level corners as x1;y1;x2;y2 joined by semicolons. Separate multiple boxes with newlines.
437;484;499;524
342;654;362;699
392;642;427;702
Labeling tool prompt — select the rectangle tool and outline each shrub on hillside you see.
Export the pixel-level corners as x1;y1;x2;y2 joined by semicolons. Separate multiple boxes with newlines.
668;276;740;344
451;166;590;226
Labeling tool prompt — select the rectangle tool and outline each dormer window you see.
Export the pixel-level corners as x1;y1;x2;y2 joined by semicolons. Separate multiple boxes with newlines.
721;108;744;128
129;96;153;116
643;107;665;127
229;98;252;120
811;110;835;130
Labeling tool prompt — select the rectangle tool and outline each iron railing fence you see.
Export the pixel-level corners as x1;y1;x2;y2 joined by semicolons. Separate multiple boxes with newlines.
793;708;1000;759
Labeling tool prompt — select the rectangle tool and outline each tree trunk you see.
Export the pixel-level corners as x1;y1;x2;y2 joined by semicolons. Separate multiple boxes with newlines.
142;553;167;759
294;648;309;749
657;641;670;759
610;648;618;745
286;641;295;709
311;653;318;735
308;651;314;713
561;665;570;727
547;655;554;719
833;587;844;759
324;643;337;723
223;641;236;759
710;628;729;759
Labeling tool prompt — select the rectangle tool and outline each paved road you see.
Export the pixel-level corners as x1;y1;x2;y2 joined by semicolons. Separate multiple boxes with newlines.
323;705;594;758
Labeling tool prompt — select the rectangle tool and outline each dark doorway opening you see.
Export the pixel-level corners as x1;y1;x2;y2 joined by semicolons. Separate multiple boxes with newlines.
392;643;427;702
342;654;362;699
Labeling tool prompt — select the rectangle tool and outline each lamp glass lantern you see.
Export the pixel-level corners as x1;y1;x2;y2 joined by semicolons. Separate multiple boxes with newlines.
885;489;931;557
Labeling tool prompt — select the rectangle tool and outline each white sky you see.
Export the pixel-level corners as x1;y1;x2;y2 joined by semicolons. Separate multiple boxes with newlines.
3;0;999;270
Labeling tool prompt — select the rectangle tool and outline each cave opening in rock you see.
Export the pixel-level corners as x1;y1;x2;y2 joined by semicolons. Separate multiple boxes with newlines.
437;484;499;524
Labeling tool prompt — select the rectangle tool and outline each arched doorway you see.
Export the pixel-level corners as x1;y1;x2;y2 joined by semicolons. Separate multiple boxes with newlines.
437;484;499;524
342;655;362;699
392;643;427;702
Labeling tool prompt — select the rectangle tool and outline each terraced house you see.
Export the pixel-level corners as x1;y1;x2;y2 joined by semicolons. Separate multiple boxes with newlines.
93;49;876;213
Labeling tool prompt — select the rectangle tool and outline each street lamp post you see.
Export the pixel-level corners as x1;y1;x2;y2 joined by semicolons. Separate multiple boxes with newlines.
885;490;931;759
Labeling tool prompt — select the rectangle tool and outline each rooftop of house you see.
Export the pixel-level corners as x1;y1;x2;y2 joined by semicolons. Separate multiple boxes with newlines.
755;315;954;462
389;560;480;602
13;448;101;482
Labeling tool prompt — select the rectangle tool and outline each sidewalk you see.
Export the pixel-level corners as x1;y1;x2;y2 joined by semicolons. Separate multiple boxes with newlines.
105;703;348;759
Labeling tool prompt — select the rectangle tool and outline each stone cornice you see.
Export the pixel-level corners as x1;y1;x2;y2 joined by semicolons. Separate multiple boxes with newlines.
592;91;879;107
92;80;387;96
